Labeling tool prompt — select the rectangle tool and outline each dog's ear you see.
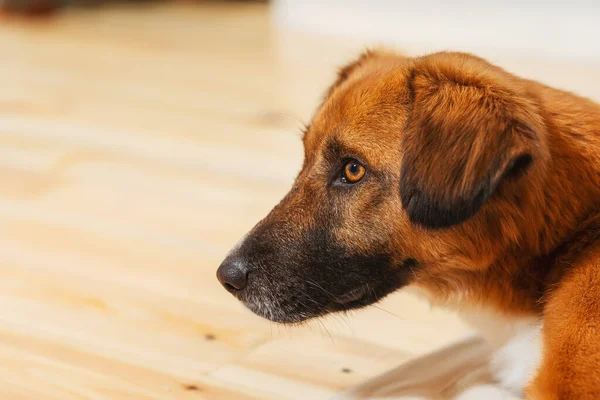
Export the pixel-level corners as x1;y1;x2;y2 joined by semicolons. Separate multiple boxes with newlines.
400;53;548;229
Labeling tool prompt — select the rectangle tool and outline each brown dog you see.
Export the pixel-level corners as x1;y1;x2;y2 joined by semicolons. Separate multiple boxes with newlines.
217;50;600;399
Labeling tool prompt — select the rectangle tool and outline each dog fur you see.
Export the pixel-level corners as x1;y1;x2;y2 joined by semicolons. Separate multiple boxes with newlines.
217;50;600;398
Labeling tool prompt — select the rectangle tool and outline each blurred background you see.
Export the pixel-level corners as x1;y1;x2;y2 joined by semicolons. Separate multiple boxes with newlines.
0;1;599;399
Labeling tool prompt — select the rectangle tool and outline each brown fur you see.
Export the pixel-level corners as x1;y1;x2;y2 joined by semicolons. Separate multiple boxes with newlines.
218;50;600;397
321;51;600;398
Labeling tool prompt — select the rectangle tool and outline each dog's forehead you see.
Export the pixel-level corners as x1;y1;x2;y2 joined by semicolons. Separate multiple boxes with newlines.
304;67;411;166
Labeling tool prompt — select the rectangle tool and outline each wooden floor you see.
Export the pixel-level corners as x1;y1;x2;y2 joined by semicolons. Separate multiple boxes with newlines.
1;3;600;400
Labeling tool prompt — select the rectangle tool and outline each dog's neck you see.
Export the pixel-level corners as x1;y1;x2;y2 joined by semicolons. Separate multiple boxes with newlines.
497;84;600;314
419;84;600;317
526;85;600;255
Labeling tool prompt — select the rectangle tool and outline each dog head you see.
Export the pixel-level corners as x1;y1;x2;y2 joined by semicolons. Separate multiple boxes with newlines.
217;51;549;323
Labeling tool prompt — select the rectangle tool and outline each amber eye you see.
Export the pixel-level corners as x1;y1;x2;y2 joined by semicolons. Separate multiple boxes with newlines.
341;160;366;183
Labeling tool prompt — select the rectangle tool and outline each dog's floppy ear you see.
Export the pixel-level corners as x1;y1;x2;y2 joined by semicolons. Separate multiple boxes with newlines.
400;53;548;229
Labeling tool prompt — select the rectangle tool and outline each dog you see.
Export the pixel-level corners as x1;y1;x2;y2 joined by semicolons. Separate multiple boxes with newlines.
217;50;600;399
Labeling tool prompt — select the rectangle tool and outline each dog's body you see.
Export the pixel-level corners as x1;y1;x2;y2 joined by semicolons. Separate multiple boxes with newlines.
218;51;600;399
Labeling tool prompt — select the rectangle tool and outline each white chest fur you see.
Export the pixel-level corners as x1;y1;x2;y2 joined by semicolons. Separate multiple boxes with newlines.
406;286;544;397
339;290;544;400
457;308;543;396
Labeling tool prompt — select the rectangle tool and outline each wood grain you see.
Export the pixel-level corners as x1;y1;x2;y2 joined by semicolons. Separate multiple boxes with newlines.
0;3;599;399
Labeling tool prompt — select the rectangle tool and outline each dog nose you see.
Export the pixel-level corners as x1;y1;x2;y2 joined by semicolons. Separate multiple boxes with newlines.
217;255;250;292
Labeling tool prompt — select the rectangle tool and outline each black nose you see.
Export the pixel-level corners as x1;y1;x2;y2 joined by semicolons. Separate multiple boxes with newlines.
217;254;250;292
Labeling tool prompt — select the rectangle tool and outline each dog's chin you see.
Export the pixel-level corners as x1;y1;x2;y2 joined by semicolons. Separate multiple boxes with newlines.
239;298;317;323
242;301;315;324
241;285;381;324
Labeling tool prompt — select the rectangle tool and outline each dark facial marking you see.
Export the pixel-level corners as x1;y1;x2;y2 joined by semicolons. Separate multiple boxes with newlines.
229;215;420;323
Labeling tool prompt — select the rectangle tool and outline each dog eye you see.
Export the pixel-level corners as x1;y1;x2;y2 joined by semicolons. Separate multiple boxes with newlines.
341;160;366;183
